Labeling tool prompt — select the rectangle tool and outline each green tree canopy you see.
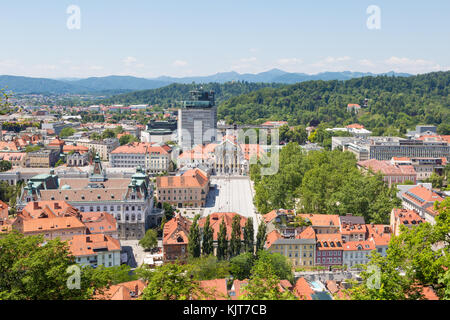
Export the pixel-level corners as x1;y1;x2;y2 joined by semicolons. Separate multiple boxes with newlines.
119;134;139;146
188;215;201;259
0;231;111;300
59;127;76;138
0;160;12;172
217;218;228;260
229;215;242;258
139;229;158;251
201;215;214;256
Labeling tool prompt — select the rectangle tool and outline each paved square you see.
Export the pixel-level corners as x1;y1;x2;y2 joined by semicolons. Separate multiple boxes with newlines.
203;176;261;235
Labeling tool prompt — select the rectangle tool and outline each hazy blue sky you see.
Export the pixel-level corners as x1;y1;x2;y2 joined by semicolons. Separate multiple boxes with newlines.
0;0;449;78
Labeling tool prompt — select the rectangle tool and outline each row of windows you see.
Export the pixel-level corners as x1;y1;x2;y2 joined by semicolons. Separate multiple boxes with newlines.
112;155;146;159
288;252;313;258
274;244;314;250
344;252;369;259
117;213;142;221
78;205;142;212
317;251;341;256
161;196;198;201
318;257;341;263
159;189;200;194
293;260;313;266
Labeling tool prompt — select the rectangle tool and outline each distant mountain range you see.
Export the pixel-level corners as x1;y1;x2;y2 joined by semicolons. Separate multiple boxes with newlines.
0;69;413;95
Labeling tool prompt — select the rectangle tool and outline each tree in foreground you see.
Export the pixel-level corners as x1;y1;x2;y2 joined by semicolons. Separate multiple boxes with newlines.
139;229;158;251
202;215;214;256
216;218;228;260
188;255;230;281
188;215;201;258
229;215;242;258
139;263;209;300
0;231;110;300
230;252;255;280
240;254;297;300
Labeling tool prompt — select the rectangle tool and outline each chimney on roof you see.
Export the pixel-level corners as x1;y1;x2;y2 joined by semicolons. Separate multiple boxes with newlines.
86;236;91;243
33;202;40;210
54;202;61;210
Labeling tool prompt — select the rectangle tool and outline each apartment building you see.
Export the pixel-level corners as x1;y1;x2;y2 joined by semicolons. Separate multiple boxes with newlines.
391;157;446;180
265;227;316;267
390;208;425;237
315;233;344;266
0;152;28;167
332;136;450;161
370;139;450;161
80;211;119;239
13;201;87;240
298;214;340;234
109;142;170;173
339;214;367;242
342;240;376;268
162;213;192;263
366;224;391;257
401;185;444;224
27;149;59;168
67;151;89;167
69;234;121;268
77;138;119;161
156;168;209;208
358;159;417;187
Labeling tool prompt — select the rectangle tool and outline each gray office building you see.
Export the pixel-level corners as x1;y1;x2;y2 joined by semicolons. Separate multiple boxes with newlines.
370;139;450;161
178;89;217;150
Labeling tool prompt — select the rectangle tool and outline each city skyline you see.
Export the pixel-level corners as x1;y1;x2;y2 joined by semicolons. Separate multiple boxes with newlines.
0;0;449;78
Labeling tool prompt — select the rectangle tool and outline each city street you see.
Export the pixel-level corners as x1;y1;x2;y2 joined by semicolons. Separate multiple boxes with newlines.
202;176;261;236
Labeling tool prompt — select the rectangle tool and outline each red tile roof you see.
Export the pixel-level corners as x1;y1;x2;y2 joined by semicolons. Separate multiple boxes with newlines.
392;208;424;226
111;142;167;155
94;280;147;300
265;230;282;248
21;201;80;220
296;226;316;240
403;185;444;207
198;279;229;300
342;240;375;251
293;277;314;300
346;123;365;129
22;216;85;234
358;159;416;176
81;212;117;235
68;234;121;257
163;214;192;245
157;168;209;189
298;214;340;227
366;224;391;246
316;233;343;251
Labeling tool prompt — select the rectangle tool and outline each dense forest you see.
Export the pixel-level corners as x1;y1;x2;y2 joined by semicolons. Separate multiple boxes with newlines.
218;71;450;133
98;82;284;109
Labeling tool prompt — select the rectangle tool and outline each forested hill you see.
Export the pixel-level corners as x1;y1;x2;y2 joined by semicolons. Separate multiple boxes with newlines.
218;71;450;131
98;82;284;108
